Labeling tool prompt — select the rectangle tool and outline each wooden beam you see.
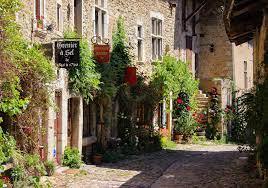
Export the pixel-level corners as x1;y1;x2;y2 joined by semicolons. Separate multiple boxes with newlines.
232;1;261;17
185;0;207;22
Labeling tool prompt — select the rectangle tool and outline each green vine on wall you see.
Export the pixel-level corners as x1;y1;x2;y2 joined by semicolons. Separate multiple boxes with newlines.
0;0;54;152
64;31;101;103
96;16;132;98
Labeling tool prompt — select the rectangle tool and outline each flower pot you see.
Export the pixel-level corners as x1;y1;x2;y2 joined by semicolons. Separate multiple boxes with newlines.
124;67;137;86
174;133;183;143
93;154;103;165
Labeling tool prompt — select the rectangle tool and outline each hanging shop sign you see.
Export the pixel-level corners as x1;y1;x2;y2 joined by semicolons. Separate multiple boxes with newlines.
93;44;110;63
124;66;137;86
91;36;110;64
55;41;80;68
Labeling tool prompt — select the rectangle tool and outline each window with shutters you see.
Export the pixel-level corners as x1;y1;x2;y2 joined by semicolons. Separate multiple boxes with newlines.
94;0;107;39
35;0;45;29
152;18;163;60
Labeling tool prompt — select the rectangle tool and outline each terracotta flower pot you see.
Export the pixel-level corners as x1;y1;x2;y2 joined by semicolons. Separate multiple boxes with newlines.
93;154;103;165
174;133;183;143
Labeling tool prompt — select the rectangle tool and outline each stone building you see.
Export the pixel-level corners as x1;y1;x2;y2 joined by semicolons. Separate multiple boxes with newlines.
223;0;268;176
16;0;203;162
198;5;254;110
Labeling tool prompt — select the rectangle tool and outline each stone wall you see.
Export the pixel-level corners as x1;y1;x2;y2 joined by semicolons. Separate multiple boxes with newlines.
233;42;254;96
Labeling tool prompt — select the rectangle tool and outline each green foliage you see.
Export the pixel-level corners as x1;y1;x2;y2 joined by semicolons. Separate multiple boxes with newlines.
0;0;55;154
152;55;199;108
44;160;56;176
206;87;222;140
96;16;132;97
64;31;101;103
63;147;82;169
174;113;196;135
0;127;16;170
0;77;29;117
230;80;268;146
173;93;196;136
161;137;177;149
25;154;46;176
11;165;24;182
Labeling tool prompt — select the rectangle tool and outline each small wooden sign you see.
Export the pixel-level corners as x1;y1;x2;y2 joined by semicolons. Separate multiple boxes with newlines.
55;41;80;68
93;44;110;63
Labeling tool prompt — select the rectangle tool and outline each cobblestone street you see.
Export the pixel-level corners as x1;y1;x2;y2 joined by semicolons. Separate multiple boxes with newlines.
48;144;263;188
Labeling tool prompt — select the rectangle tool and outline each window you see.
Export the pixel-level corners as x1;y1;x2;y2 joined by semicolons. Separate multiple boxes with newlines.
35;0;45;29
152;18;163;60
74;0;82;35
244;61;248;89
94;0;107;39
56;3;62;31
137;25;143;61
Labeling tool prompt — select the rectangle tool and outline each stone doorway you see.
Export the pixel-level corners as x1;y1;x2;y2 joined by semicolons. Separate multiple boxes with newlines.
67;97;83;152
54;91;62;164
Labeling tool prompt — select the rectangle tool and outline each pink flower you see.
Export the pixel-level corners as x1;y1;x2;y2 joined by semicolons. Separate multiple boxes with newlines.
177;98;183;104
186;106;191;111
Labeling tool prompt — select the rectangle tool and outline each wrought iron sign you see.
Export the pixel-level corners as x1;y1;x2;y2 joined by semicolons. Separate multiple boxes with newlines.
55;40;80;68
92;36;111;64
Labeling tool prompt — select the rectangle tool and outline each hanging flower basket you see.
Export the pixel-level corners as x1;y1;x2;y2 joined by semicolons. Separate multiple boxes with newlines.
93;44;110;64
124;66;137;86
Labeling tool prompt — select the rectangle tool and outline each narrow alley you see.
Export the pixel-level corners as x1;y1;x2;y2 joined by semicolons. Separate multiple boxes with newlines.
48;144;263;188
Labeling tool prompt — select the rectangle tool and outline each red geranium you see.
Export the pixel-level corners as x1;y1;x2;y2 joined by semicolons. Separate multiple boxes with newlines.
177;98;183;104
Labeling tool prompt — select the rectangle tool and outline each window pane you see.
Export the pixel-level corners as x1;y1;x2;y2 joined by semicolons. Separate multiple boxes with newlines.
102;12;105;38
152;19;156;35
138;26;142;38
157;20;162;36
138;40;142;61
158;39;162;59
101;0;104;7
57;4;61;31
152;38;156;60
95;9;99;36
95;0;98;5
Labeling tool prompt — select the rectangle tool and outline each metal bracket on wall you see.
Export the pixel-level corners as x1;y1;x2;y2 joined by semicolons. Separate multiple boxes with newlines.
91;36;110;45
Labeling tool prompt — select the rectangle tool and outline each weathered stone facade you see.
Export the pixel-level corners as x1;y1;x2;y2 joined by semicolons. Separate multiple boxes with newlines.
198;9;253;109
17;0;200;162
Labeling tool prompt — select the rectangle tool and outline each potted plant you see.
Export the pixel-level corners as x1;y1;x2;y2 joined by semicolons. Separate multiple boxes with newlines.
92;143;104;165
44;160;55;176
36;16;44;29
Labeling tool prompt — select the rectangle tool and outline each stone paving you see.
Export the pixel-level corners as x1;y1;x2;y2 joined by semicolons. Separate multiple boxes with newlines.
48;144;264;188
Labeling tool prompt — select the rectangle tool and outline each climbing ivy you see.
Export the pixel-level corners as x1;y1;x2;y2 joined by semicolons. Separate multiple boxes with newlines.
64;31;101;103
0;0;54;152
96;16;132;98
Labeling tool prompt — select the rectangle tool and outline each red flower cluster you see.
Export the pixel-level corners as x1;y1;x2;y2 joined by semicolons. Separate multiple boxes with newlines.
1;175;10;183
176;97;191;111
225;105;235;113
177;98;183;104
193;112;207;125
